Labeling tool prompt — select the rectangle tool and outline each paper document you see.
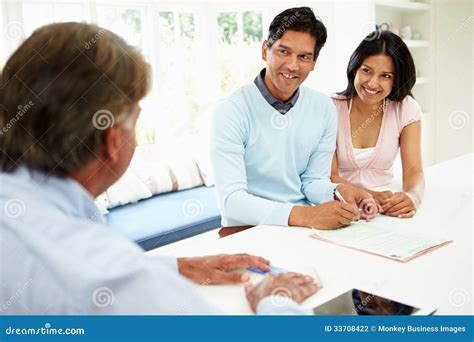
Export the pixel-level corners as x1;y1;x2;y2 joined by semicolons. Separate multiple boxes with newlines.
310;222;452;262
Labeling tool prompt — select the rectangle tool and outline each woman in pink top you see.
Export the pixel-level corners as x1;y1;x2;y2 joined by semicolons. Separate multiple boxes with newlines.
331;31;424;218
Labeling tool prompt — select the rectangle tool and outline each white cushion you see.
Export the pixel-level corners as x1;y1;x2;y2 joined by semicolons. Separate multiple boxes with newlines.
132;144;203;194
196;152;215;187
94;144;206;211
169;158;204;190
105;168;152;208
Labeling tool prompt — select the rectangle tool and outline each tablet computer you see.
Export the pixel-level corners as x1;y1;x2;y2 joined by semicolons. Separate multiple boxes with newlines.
313;289;436;315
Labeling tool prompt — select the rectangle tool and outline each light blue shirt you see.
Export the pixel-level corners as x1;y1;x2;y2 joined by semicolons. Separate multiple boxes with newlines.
211;83;338;227
0;167;310;315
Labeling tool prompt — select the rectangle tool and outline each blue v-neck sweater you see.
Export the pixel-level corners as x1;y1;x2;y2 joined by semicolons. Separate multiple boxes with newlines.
211;83;338;227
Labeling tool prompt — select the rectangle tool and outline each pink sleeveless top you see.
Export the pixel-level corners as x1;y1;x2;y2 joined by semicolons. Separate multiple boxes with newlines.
331;94;422;188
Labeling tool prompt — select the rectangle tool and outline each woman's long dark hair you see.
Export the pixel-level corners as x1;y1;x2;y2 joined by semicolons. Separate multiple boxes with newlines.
339;30;416;101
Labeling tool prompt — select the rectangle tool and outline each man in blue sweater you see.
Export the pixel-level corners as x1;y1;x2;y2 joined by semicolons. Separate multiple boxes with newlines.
211;7;370;230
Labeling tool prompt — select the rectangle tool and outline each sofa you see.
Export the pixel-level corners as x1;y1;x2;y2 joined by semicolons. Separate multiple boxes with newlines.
96;144;220;250
107;185;221;251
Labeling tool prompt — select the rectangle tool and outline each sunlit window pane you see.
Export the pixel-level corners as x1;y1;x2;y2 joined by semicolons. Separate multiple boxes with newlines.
217;12;238;45
53;4;85;23
22;4;54;37
179;13;195;41
243;11;262;44
96;7;142;49
158;11;175;47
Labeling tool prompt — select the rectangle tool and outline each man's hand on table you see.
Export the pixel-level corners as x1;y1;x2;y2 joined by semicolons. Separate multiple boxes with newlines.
245;273;322;312
288;201;359;229
177;253;270;285
178;254;320;312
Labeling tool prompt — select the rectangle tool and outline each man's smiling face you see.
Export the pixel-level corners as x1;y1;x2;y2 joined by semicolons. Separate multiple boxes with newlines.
262;30;317;101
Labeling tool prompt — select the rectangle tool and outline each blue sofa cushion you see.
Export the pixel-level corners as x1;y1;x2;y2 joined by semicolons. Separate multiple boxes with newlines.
107;186;221;251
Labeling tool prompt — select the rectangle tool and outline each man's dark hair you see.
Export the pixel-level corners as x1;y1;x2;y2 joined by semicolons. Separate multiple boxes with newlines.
339;30;416;101
266;7;327;60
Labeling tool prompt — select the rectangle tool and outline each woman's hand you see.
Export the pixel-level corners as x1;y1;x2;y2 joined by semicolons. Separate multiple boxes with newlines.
380;192;419;218
369;190;393;210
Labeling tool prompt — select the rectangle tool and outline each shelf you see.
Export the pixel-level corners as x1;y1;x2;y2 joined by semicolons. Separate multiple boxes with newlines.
404;40;429;48
374;1;431;12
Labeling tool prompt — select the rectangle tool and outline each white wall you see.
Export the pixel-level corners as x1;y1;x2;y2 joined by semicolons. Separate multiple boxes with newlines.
304;0;373;96
433;0;473;163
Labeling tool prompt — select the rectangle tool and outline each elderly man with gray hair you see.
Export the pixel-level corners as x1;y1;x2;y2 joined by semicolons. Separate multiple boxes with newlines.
0;22;320;315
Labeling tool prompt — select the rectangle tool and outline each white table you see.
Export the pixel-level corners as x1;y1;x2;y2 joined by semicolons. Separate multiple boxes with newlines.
149;153;473;315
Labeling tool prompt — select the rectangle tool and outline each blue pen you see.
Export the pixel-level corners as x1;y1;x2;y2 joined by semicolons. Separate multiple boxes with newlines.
247;265;288;275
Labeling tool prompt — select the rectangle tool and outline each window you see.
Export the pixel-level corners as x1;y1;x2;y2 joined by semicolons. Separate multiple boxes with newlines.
97;7;144;50
151;9;200;145
217;10;262;93
22;2;87;37
10;2;266;147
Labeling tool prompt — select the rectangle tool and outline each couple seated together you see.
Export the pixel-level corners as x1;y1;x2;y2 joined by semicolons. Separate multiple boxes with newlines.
0;6;422;315
211;6;423;236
